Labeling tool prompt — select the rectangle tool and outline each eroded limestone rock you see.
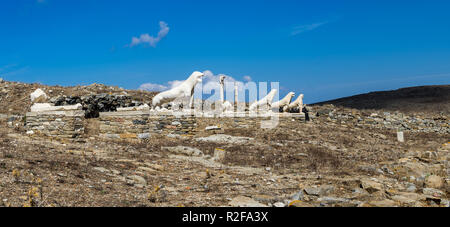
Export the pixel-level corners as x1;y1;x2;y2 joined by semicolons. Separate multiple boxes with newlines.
30;88;48;103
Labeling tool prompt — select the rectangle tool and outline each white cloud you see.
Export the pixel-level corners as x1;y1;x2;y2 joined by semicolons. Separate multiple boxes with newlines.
201;70;237;93
168;80;184;88
291;21;328;36
138;83;168;92
129;21;170;47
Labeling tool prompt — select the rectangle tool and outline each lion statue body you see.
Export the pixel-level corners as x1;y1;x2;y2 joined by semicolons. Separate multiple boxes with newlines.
283;94;304;113
271;92;295;112
152;71;204;110
249;89;278;112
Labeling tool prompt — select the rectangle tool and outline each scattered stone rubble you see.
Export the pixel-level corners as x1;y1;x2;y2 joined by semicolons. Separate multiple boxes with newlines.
50;94;144;118
313;104;449;134
195;134;254;145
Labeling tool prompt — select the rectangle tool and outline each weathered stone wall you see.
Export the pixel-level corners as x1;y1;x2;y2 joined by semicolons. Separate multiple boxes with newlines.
23;107;448;140
96;111;306;139
196;112;306;131
25;110;84;138
149;112;197;136
22;103;448;141
98;111;150;139
97;111;198;139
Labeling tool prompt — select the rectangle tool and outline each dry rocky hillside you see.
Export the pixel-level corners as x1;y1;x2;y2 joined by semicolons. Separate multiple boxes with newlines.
314;85;450;115
0;80;156;115
316;85;450;115
0;79;448;207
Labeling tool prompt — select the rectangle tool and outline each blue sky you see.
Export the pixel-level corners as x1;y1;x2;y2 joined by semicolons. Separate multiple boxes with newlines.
1;0;449;103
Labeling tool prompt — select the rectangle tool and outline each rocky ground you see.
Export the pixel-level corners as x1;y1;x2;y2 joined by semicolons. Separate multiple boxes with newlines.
0;79;448;207
0;109;448;207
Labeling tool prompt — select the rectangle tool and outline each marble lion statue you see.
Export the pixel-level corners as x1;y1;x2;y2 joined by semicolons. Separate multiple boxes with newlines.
152;71;204;110
249;89;278;112
271;92;295;112
283;94;304;113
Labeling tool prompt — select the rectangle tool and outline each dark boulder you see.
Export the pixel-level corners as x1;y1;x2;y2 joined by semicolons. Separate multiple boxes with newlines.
50;94;144;118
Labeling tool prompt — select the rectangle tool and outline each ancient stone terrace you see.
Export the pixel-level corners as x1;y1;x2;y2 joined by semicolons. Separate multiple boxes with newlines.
24;107;307;139
25;110;84;138
22;102;448;140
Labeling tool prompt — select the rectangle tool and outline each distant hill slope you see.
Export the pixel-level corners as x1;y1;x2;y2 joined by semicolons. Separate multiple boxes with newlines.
312;85;450;114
